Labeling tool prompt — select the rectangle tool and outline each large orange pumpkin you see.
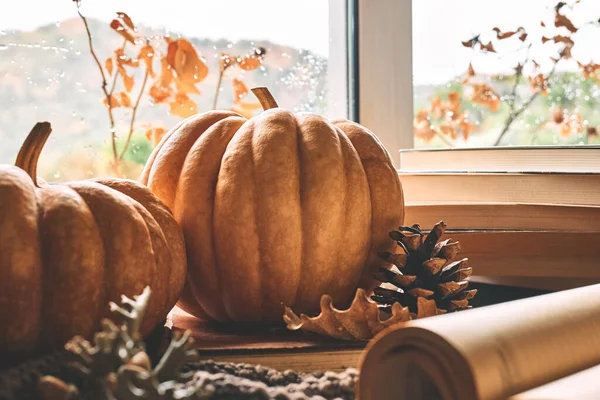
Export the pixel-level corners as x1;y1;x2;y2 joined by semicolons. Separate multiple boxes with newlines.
0;122;187;353
141;88;404;323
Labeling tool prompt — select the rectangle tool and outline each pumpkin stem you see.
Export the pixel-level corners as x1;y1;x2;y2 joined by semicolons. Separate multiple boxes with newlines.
251;87;279;110
15;122;52;187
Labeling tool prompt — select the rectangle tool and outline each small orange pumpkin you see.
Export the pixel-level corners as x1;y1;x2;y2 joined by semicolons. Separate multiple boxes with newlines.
0;123;187;353
141;88;404;323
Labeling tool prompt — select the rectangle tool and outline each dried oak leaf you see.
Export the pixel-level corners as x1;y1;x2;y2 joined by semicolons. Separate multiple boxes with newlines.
529;73;550;95
169;93;197;118
149;56;175;103
145;126;167;146
116;12;135;30
519;32;528;41
439;124;458;140
414;120;436;142
578;61;600;81
447;91;461;114
493;27;521;40
555;13;577;33
119;66;135;92
480;41;496;53
471;83;500;112
415;109;429;123
110;18;137;45
560;43;574;59
461;35;480;48
102;94;121;108
459;117;476;140
105;57;114;76
283;288;413;340
230;78;261;118
560;112;583;137
115;48;139;68
166;38;209;94
237;47;266;71
117;91;132;108
137;44;155;77
232;77;249;100
588;127;598;138
468;62;475;77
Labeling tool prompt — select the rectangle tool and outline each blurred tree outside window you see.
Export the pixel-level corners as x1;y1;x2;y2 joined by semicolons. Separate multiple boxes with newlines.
0;0;336;180
412;0;600;148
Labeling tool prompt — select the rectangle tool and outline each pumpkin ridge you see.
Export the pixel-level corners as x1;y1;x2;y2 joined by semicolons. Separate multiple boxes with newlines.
249;109;302;320
213;119;263;321
147;111;241;210
332;120;405;291
92;178;187;314
67;181;159;333
290;114;303;309
249;118;265;318
37;185;105;350
0;167;42;351
293;114;347;311
140;118;187;185
176;116;246;321
335;126;372;302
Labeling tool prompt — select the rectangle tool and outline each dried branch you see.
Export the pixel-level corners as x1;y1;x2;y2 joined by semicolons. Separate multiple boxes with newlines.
108;39;128;97
493;56;560;146
119;66;151;160
76;4;118;164
212;69;225;110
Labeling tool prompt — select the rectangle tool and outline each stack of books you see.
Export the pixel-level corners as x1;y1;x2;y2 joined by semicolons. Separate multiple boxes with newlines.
399;146;600;291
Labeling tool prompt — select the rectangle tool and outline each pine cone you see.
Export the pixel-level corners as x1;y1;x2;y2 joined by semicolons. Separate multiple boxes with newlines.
372;221;477;318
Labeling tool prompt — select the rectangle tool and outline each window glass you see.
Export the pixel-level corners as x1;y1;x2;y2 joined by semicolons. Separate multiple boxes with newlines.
0;0;343;180
413;0;600;148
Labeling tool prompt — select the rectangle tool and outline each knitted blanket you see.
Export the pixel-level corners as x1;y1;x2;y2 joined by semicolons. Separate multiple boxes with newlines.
0;351;358;400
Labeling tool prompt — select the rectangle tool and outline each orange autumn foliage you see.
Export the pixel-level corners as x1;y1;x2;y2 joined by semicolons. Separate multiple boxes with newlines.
76;3;267;171
470;83;500;112
422;1;598;146
414;91;476;143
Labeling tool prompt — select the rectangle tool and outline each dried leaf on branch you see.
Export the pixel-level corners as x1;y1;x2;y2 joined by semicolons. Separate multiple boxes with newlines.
413;119;437;142
493;26;524;40
529;73;550;95
231;78;262;118
461;35;480;48
578;61;600;82
110;13;138;44
137;44;155;77
169;93;198;118
471;83;500;111
145;126;167;146
480;41;496;53
117;91;132;108
555;12;578;33
166;38;209;92
237;47;266;71
105;57;114;75
552;106;583;137
468;62;475;77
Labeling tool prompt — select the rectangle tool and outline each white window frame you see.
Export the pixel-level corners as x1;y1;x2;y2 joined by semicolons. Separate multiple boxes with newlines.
357;0;414;167
329;0;414;168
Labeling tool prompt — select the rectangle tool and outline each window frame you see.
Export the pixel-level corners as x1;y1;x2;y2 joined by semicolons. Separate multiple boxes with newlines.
353;0;414;166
